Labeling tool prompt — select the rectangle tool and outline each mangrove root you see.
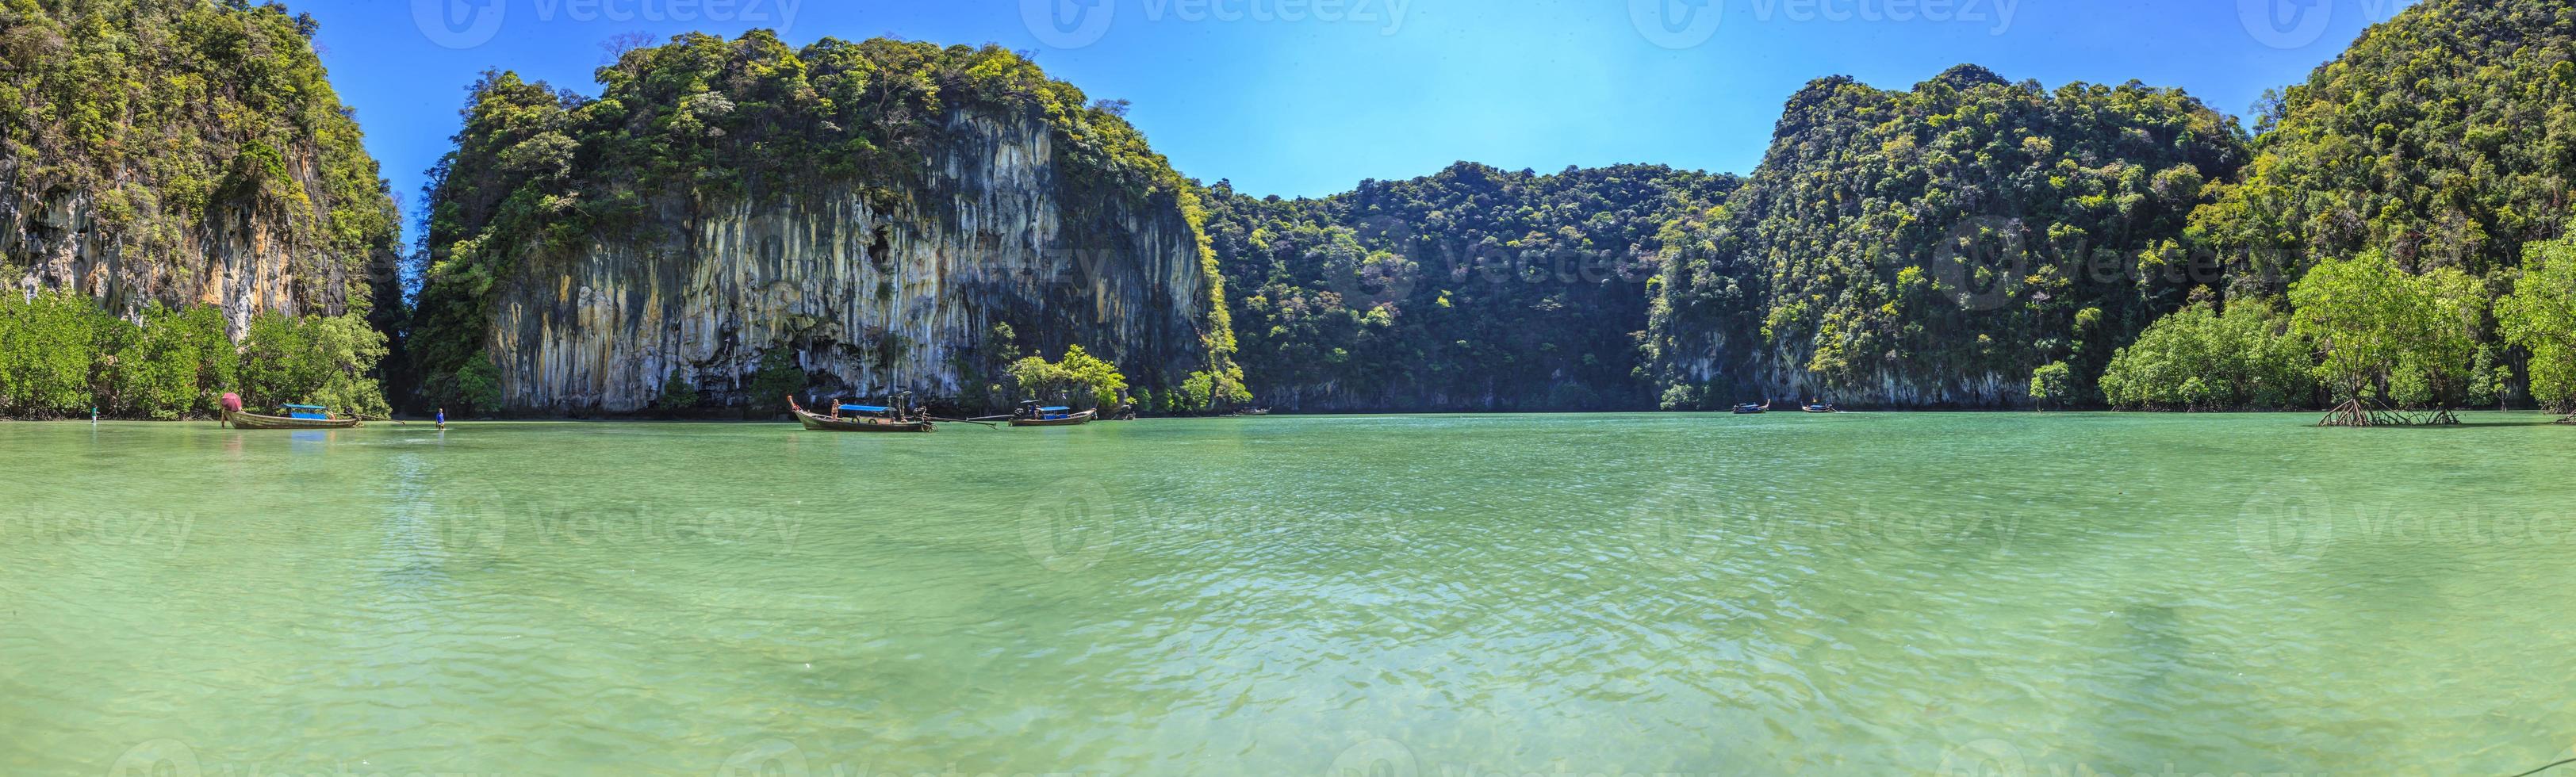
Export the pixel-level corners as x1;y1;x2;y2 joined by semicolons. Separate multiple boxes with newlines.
2317;399;2460;427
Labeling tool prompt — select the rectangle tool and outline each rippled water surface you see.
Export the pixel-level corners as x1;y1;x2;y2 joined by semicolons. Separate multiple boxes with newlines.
6;413;2575;775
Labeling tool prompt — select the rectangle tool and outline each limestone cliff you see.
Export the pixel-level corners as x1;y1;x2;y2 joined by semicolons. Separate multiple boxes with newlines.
0;155;389;333
408;34;1236;415
485;113;1216;414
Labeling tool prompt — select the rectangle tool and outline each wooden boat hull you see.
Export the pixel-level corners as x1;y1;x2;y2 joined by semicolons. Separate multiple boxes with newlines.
792;406;934;433
225;411;360;430
1010;410;1097;427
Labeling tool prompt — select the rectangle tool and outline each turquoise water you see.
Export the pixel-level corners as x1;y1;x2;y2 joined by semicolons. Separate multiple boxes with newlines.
3;413;2574;775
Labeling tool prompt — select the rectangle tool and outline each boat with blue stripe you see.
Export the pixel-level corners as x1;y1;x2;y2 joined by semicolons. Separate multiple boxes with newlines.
1010;401;1097;427
225;402;361;430
788;394;935;433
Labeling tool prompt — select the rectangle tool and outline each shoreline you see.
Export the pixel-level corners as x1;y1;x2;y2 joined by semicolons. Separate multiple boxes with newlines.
13;408;2570;423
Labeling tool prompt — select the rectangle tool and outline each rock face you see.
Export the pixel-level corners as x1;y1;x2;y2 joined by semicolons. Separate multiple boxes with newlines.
485;112;1215;414
0;159;381;333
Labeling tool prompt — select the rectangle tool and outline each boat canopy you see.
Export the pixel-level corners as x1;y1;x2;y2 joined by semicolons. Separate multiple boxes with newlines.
282;404;327;411
839;404;892;414
1038;407;1071;412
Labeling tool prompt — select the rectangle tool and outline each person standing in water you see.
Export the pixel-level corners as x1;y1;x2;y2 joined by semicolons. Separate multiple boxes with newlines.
436;408;447;430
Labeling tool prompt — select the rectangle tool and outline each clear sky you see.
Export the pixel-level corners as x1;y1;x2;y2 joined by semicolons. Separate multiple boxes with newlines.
298;0;2417;237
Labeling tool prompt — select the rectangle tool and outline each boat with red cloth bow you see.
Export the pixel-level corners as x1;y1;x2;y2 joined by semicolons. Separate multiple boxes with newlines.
222;394;362;430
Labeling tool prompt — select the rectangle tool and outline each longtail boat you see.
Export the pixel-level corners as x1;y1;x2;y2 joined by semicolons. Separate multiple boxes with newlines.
788;395;934;433
1010;404;1096;427
226;403;362;430
1802;403;1840;414
1732;402;1769;415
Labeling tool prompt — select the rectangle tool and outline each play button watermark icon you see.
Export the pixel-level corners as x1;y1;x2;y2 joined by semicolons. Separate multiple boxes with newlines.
1630;0;1723;49
2239;0;2332;49
415;0;505;49
1025;0;1117;49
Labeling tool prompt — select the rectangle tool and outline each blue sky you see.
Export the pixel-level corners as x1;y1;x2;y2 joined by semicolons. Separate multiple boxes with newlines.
300;0;2416;237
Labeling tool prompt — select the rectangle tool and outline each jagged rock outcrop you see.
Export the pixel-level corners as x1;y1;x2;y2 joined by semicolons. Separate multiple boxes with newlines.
408;34;1236;415
0;1;400;331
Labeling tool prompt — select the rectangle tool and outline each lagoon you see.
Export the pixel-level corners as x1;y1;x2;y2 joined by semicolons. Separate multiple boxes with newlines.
3;413;2573;774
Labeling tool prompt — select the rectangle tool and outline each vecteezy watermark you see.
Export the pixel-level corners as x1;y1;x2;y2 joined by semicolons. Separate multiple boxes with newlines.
1630;0;2023;49
0;511;195;557
1908;215;2247;313
1330;734;1867;777
1020;0;1413;50
1622;488;2026;575
412;0;806;50
1933;738;2336;777
1629;0;1724;49
1020;477;1123;572
715;739;1106;777
2231;485;2576;572
1328;737;1420;777
107;739;508;777
412;502;805;555
2236;0;2405;50
1933;215;2034;313
1624;481;1734;573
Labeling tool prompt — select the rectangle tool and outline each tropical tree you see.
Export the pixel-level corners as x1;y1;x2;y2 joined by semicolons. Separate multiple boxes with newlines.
239;313;393;418
1006;346;1129;411
2027;362;2075;409
104;304;238;419
2500;232;2576;417
0;291;116;416
2288;252;2482;423
2100;301;2315;411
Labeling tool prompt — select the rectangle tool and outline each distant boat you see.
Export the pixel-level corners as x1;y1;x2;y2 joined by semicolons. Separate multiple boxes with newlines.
788;395;934;433
1733;403;1769;415
1803;403;1840;414
226;403;360;430
1011;403;1096;427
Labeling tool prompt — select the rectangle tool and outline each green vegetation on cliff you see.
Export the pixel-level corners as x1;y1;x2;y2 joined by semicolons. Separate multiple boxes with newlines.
0;0;399;310
1646;65;2249;409
2188;0;2576;288
1203;163;1736;411
408;31;1238;414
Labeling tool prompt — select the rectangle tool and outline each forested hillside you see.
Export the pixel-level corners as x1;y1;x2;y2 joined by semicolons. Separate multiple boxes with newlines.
0;0;399;418
1202;163;1735;411
2105;0;2576;415
1645;65;2249;408
2190;0;2576;287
